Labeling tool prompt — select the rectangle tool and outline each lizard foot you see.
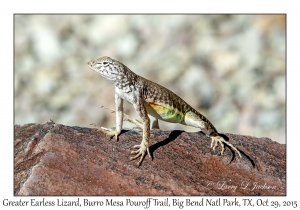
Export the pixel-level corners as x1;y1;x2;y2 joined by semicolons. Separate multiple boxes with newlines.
210;135;242;158
90;123;119;140
130;143;151;166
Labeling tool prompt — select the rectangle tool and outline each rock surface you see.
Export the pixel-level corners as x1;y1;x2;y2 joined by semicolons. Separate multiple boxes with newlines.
14;120;286;196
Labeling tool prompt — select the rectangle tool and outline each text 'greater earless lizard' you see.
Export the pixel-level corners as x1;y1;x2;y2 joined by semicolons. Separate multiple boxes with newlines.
87;56;241;166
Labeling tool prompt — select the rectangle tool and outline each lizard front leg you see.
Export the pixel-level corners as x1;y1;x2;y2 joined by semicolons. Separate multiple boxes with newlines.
114;93;124;140
130;100;151;166
93;93;123;140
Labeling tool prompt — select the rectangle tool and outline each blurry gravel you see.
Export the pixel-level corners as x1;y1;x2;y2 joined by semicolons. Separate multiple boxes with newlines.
14;15;286;143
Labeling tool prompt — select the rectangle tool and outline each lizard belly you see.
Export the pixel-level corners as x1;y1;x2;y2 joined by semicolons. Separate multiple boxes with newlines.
145;103;184;123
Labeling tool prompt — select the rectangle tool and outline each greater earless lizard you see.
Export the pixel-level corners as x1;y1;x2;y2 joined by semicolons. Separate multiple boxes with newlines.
87;56;241;166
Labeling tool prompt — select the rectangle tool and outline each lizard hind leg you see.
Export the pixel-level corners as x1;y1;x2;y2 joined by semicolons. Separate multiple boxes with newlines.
183;111;241;158
210;135;242;158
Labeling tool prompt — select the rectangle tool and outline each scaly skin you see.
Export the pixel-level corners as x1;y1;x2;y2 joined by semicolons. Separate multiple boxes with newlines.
87;56;241;166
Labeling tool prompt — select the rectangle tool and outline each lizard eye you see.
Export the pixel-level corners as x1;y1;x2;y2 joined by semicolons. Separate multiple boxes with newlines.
103;61;108;65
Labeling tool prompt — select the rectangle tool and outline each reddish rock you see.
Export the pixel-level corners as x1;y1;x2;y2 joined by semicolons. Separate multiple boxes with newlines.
14;120;285;196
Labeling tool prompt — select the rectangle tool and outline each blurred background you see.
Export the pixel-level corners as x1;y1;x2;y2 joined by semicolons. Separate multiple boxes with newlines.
14;15;286;143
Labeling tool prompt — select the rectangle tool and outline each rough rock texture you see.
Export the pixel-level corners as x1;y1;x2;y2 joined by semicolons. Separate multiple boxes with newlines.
14;120;286;196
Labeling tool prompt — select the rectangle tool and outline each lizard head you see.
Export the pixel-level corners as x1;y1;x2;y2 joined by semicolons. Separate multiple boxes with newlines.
87;56;114;74
87;56;136;91
87;56;121;83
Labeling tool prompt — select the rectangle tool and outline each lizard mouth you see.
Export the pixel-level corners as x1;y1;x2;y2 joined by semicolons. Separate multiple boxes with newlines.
87;61;98;72
87;61;105;76
87;60;94;68
86;61;91;68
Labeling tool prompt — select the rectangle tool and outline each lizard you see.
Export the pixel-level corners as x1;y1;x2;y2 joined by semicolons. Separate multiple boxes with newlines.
87;56;242;166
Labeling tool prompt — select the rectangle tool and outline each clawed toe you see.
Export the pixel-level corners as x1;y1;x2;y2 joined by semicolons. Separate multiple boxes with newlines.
210;136;241;158
130;152;145;166
91;124;118;140
133;144;141;149
130;152;143;161
130;144;150;166
130;149;140;155
100;128;116;139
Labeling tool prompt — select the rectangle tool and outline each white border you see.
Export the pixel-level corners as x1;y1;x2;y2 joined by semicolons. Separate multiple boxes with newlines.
2;0;299;209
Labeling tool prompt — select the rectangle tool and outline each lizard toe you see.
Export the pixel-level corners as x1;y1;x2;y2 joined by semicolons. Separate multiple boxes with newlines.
210;136;241;158
130;143;150;166
133;144;141;149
